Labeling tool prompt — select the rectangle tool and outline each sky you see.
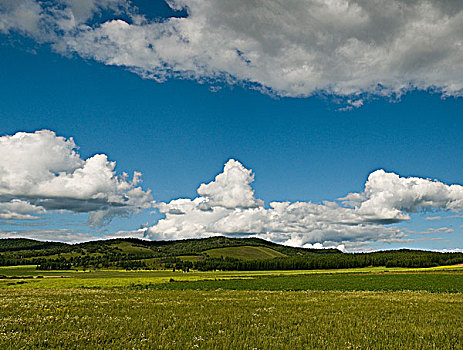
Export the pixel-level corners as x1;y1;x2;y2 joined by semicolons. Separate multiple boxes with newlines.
0;0;462;251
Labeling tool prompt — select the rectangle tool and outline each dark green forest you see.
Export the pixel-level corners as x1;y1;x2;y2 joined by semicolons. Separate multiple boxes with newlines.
189;250;463;271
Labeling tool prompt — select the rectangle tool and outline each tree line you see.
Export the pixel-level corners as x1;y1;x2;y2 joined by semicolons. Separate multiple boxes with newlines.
186;250;463;271
30;249;463;271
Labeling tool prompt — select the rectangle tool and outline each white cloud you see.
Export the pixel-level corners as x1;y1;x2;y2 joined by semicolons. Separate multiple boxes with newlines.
0;228;149;243
0;200;45;220
0;130;152;226
146;159;463;248
419;227;454;235
62;0;128;22
0;0;130;42
197;159;263;209
2;0;463;102
426;216;442;220
432;248;463;253
342;170;463;222
0;228;94;243
1;131;460;247
0;228;146;243
0;0;43;37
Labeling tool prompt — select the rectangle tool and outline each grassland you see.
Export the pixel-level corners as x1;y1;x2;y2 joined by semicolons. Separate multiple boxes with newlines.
203;246;286;260
1;265;462;290
154;271;463;293
1;265;462;349
0;289;461;349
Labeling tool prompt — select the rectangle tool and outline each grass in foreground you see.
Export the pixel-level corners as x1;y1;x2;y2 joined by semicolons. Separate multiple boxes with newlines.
1;266;462;349
0;289;461;349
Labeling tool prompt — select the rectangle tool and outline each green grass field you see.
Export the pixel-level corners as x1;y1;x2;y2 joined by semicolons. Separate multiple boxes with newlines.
1;265;463;289
1;265;462;289
1;265;462;349
203;245;286;260
153;271;463;293
0;289;461;349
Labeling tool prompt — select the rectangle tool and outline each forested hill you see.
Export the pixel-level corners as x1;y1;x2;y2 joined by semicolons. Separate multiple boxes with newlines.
0;236;340;257
0;237;462;271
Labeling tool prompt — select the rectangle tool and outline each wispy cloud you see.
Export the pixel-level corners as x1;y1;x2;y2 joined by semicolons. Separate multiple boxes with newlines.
0;228;93;243
426;216;442;221
419;227;454;235
0;228;146;243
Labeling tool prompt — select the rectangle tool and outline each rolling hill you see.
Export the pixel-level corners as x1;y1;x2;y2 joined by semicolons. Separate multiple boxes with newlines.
203;246;287;260
0;236;462;271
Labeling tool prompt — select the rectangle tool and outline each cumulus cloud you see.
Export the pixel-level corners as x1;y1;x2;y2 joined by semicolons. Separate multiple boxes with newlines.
434;248;463;253
197;159;263;209
0;200;45;220
0;130;152;226
145;159;463;248
1;1;463;102
341;170;463;222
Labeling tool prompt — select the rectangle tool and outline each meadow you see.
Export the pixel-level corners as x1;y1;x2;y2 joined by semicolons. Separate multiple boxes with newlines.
1;265;462;290
0;288;461;349
0;265;462;349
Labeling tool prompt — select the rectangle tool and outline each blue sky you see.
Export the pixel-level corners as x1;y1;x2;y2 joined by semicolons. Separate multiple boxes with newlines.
0;0;462;251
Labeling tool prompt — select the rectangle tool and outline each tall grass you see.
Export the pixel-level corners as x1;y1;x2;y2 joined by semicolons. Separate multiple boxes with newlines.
0;289;461;349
